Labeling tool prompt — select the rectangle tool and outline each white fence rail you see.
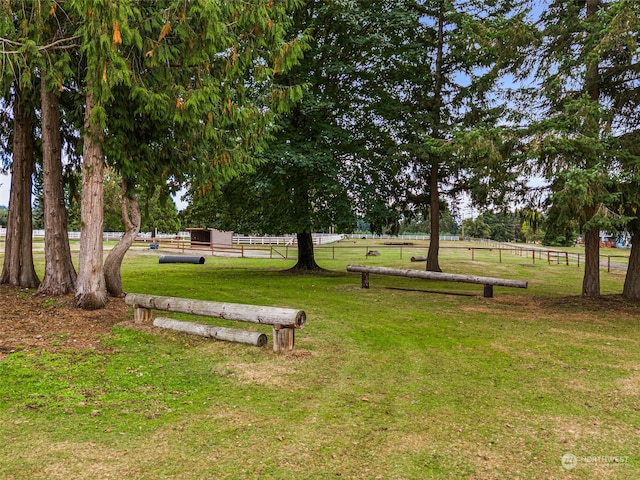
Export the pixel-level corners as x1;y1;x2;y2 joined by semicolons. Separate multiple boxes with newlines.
347;234;460;241
233;233;344;245
0;229;345;246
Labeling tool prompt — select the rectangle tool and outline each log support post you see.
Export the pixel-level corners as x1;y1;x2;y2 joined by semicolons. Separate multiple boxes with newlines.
483;285;494;298
134;305;152;324
272;324;295;352
361;272;370;289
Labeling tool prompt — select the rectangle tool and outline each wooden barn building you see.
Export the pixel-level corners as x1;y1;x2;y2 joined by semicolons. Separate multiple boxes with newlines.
187;228;234;249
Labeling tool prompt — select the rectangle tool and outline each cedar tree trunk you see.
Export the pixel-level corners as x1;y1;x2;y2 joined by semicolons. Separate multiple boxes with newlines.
75;91;108;309
582;225;600;297
291;231;321;270
426;162;442;272
0;87;40;288
104;182;140;297
623;227;640;300
39;83;77;295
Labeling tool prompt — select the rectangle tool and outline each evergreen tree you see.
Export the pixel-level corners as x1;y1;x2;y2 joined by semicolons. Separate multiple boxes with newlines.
70;0;139;309
359;0;534;272
618;130;640;299
0;85;39;288
531;0;639;297
37;0;79;296
0;1;42;288
98;0;305;295
67;0;304;304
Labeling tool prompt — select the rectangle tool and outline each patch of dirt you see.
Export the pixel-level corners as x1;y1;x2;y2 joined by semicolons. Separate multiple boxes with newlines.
224;349;316;387
0;284;130;360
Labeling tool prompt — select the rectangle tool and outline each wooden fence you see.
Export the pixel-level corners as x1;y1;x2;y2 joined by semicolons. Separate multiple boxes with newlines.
0;229;629;273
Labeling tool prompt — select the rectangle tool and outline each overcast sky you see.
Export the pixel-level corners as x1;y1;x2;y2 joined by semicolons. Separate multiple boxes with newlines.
0;174;8;208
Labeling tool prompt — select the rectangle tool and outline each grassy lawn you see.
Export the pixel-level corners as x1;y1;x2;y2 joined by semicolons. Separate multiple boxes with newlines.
0;240;638;479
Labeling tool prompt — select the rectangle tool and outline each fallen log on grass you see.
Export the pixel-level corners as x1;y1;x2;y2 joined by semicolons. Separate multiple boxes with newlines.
346;264;527;297
159;255;205;264
154;317;268;347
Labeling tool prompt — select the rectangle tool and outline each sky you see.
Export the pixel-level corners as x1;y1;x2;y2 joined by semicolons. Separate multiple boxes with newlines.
0;173;8;208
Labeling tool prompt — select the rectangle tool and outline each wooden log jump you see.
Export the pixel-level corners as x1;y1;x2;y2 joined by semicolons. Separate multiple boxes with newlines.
346;265;527;298
124;293;306;352
153;317;268;347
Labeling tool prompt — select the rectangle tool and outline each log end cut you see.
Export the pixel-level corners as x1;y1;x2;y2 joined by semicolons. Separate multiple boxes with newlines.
295;310;307;329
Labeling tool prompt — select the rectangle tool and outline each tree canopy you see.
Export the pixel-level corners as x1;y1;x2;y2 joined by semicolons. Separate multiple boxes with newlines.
1;0;639;303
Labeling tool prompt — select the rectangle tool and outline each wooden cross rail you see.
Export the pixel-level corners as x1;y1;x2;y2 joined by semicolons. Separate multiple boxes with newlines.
346;265;527;298
124;293;306;352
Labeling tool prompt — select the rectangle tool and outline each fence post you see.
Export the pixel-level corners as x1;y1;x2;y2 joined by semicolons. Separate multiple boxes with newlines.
499;248;502;263
608;255;611;273
532;250;535;264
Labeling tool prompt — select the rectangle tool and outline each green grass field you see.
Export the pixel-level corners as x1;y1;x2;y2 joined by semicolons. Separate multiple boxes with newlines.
0;239;638;479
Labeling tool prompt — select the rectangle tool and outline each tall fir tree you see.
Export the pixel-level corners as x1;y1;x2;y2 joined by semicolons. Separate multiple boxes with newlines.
532;0;639;297
0;1;43;288
356;0;533;271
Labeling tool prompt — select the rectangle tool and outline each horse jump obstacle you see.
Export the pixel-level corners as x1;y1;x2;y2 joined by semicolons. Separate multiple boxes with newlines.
346;265;527;298
124;293;306;352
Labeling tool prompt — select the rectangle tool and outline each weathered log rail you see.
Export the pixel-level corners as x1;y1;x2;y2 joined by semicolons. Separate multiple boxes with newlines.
346;265;527;298
124;293;306;352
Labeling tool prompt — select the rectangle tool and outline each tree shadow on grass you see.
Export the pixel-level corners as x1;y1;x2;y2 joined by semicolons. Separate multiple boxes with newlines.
279;267;347;277
384;286;477;297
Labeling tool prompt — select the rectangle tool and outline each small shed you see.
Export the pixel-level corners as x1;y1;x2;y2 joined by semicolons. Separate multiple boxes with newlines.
187;228;234;248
